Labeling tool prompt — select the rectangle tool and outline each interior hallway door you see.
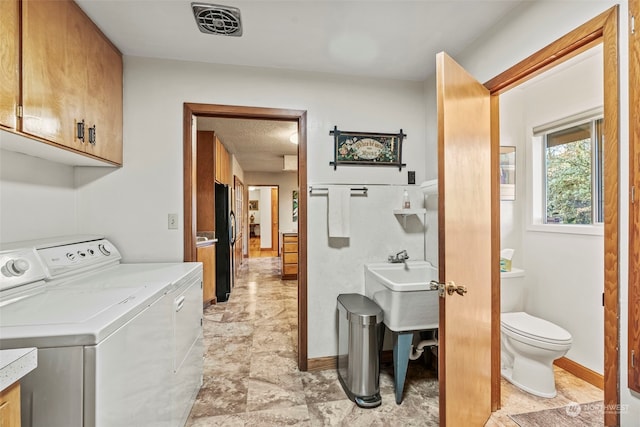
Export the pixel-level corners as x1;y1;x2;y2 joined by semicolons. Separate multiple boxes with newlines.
437;52;493;426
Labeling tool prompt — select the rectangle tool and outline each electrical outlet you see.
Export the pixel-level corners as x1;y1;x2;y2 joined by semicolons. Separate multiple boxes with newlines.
168;213;179;230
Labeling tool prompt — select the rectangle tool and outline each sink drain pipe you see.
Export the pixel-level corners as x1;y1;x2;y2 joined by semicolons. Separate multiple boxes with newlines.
409;337;438;360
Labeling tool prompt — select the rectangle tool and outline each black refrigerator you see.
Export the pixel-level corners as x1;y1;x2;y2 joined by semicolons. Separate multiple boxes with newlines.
215;182;236;302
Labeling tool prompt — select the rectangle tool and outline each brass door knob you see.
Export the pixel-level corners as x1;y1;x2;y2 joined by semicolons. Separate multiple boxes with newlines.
446;282;467;296
430;280;467;297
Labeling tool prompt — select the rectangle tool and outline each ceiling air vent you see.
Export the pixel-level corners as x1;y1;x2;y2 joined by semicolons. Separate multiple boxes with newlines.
192;3;242;37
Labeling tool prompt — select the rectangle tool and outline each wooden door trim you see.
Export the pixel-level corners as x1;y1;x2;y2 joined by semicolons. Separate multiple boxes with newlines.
233;175;245;271
484;6;619;425
183;103;308;371
628;0;640;396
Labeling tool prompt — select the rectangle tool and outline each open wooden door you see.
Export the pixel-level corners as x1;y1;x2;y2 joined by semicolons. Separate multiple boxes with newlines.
437;52;493;425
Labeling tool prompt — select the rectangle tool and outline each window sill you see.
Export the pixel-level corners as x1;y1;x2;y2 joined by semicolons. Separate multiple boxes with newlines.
526;223;604;236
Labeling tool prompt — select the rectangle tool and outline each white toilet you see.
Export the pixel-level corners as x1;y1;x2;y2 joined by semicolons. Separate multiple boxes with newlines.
500;270;572;398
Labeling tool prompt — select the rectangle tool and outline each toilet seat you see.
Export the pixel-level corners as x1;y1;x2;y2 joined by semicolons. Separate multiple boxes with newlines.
501;312;572;345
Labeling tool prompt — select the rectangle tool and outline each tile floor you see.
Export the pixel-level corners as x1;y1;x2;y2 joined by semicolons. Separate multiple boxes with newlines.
186;256;603;426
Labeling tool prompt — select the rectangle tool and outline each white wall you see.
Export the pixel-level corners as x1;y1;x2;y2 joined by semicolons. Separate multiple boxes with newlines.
71;56;427;358
258;187;272;248
0;149;78;243
440;0;634;421
308;184;427;356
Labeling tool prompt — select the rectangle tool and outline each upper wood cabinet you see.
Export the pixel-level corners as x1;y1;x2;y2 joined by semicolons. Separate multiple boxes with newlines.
197;131;215;232
3;0;123;165
0;0;19;130
215;135;231;185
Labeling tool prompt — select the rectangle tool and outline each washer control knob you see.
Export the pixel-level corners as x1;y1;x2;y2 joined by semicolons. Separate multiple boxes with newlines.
3;258;30;276
98;244;111;256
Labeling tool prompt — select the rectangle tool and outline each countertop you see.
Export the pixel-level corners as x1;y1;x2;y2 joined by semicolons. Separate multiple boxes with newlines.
0;347;37;391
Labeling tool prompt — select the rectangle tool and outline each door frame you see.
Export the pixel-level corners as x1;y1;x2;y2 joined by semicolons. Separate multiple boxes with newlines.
248;184;280;253
182;103;309;371
484;7;619;425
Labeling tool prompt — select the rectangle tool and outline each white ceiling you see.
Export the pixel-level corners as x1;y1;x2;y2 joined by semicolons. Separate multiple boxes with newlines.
75;0;529;172
197;117;298;173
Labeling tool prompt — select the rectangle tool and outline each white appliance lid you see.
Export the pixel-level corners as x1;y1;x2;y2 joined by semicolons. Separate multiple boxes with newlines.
0;263;202;348
501;312;572;343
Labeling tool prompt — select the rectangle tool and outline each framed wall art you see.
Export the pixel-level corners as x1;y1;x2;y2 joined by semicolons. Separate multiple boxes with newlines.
292;190;298;222
329;126;406;170
500;146;516;200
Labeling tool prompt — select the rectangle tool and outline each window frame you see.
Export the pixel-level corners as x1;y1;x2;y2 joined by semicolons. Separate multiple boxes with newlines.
527;108;604;236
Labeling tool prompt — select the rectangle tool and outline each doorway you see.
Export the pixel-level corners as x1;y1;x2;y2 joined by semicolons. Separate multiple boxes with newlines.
248;185;279;258
182;104;309;371
435;6;619;425
483;7;619;425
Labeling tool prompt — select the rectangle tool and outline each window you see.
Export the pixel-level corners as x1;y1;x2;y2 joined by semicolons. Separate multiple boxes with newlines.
535;112;604;225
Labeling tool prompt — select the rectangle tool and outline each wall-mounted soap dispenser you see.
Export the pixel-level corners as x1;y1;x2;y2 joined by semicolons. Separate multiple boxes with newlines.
403;189;411;209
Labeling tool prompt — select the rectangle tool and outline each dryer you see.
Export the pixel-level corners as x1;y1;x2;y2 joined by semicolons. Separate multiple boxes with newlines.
0;235;203;427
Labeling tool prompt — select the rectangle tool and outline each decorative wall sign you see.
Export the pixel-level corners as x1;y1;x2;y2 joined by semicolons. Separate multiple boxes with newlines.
292;190;298;222
329;126;406;170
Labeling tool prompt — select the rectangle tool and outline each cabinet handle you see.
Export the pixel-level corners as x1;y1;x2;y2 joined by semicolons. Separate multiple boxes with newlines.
88;125;96;145
76;120;85;143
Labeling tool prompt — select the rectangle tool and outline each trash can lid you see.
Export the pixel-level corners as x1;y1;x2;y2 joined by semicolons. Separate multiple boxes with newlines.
337;293;383;325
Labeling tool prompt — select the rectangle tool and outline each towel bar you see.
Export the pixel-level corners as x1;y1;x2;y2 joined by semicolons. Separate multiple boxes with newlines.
309;186;368;195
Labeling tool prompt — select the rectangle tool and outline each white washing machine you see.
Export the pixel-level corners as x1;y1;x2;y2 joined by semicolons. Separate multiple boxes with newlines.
0;235;203;427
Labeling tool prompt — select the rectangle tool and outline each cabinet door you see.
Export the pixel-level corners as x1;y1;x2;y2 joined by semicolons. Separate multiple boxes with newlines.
84;24;123;164
22;0;88;152
197;244;216;304
0;381;21;427
0;0;19;130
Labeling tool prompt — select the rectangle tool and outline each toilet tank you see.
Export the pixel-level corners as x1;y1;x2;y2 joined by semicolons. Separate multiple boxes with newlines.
501;268;525;312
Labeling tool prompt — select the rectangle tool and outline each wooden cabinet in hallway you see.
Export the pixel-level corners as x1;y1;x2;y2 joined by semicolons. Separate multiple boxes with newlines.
281;233;298;279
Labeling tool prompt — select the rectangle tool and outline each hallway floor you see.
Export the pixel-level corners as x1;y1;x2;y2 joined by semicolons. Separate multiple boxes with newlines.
249;236;278;258
186;257;603;426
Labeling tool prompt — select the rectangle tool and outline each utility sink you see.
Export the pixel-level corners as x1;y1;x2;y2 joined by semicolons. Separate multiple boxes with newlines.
364;261;439;332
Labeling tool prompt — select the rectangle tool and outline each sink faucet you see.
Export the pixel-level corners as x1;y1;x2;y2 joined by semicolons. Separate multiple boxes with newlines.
388;250;409;263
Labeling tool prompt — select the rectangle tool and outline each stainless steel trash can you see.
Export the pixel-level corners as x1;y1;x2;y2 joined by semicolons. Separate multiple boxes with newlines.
337;293;383;408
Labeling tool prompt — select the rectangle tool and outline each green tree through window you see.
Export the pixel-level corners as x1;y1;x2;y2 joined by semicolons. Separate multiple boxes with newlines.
544;118;603;225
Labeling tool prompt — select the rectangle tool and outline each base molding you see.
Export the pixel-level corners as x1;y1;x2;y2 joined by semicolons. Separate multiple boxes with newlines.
554;357;604;390
306;350;394;372
307;356;336;371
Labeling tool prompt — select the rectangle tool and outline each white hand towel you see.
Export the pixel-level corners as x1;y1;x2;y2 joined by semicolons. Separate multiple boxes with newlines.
328;186;350;238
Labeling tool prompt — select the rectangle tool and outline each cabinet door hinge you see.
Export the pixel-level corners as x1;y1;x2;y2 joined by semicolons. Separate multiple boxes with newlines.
632;15;636;35
16;105;23;118
633;350;636;368
632;186;636;204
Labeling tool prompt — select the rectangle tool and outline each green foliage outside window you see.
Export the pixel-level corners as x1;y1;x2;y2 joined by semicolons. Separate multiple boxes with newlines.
545;138;592;224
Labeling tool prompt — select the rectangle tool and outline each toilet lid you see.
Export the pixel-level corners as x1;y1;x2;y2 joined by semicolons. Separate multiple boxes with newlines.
501;312;572;344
